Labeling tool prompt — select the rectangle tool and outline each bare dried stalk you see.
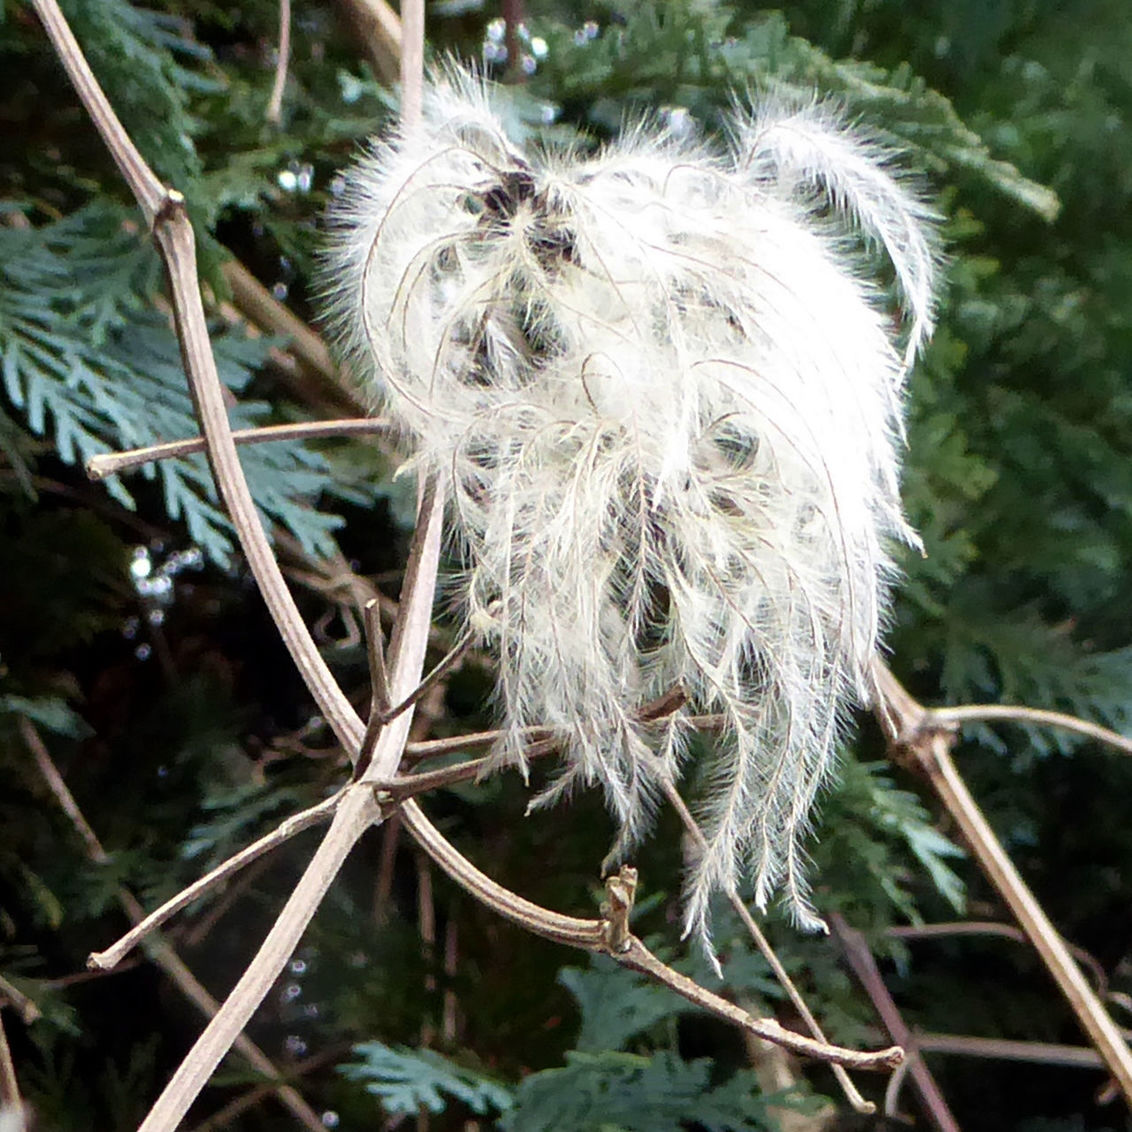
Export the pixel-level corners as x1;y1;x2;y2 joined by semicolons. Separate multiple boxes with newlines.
0;976;39;1026
266;0;291;124
88;792;342;970
417;851;437;1046
0;1011;22;1115
888;921;1109;994
18;716;326;1132
139;786;384;1132
364;599;392;716
399;0;425;126
660;779;874;1114
829;913;960;1131
188;1046;351;1132
404;801;903;1069
914;1033;1104;1069
932;703;1132;756
874;662;1132;1107
623;938;902;1070
333;0;401;85
86;418;389;480
376;628;470;727
442;915;459;1042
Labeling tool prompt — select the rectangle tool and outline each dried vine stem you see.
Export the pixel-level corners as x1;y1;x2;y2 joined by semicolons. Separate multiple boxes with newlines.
830;913;960;1130
334;0;401;86
0;977;39;1026
913;1033;1105;1069
220;258;364;414
86;418;389;480
0;1011;23;1118
873;662;1132;1106
88;792;343;971
932;703;1132;756
660;780;874;1114
266;0;291;124
888;921;1109;994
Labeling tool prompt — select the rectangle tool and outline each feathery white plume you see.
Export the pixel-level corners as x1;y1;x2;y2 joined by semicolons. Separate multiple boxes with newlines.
322;66;937;949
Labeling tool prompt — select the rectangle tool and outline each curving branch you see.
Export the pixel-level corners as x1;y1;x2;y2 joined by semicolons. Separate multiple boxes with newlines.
931;703;1132;757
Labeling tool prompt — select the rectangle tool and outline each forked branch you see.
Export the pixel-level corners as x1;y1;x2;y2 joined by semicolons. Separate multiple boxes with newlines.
873;661;1132;1107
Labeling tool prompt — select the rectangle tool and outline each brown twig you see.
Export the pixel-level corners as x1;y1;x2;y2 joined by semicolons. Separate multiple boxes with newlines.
333;0;401;85
86;418;389;480
873;661;1132;1107
930;703;1132;757
188;1044;353;1132
417;851;438;1046
0;977;40;1026
403;796;902;1069
660;779;875;1114
887;921;1109;995
913;1033;1105;1069
88;792;342;970
266;0;292;124
829;914;960;1131
442;914;459;1043
0;1011;23;1117
220;259;365;416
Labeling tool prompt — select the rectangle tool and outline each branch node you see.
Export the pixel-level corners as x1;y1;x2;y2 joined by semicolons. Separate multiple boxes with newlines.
601;866;638;954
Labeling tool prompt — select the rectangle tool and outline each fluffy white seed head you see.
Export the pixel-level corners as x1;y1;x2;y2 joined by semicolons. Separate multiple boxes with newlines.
322;66;938;952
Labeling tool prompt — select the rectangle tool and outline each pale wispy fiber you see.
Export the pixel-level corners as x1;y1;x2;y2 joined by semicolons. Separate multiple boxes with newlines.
322;67;938;948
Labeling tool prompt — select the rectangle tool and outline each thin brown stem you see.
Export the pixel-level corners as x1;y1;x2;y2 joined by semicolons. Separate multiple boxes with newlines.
182;856;277;949
221;259;364;414
442;913;459;1043
376;628;470;728
874;661;1132;1107
364;599;393;718
333;0;402;85
417;851;437;1046
139;786;383;1132
189;1045;352;1132
374;810;403;922
888;921;1109;995
89;792;342;970
404;796;902;1069
913;1032;1105;1069
30;0;165;221
0;976;40;1025
930;703;1132;757
829;914;960;1131
266;0;292;124
86;419;389;481
0;1011;23;1115
660;779;874;1114
357;598;394;772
